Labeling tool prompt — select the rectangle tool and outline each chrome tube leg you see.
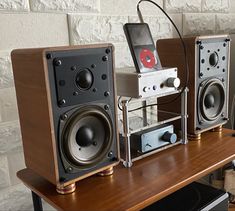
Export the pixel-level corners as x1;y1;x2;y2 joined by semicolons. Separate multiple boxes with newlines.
122;100;132;168
181;88;188;144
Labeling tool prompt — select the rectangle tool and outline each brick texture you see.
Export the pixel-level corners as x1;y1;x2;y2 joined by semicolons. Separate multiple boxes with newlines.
0;88;19;123
0;52;13;89
68;15;128;44
0;0;29;12
202;0;229;13
165;0;201;13
100;0;163;15
0;121;22;155
183;13;215;36
30;0;100;13
0;156;10;190
216;14;235;34
0;13;69;50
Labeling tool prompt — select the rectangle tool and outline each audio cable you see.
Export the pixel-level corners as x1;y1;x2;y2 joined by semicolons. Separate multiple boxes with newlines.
118;0;189;112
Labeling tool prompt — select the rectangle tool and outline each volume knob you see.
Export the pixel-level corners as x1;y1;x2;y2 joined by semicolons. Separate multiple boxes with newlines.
166;77;180;88
162;131;177;144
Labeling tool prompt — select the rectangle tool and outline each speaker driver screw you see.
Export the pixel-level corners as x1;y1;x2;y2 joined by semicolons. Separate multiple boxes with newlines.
73;91;78;96
199;73;203;78
102;56;108;61
67;167;73;172
108;151;113;157
104;91;110;97
104;105;110;110
200;45;204;50
222;78;225;82
196;40;202;45
59;99;66;106
60;114;68;121
54;59;62;66
93;88;97;92
46;53;52;60
71;66;76;71
199;121;203;125
106;48;111;54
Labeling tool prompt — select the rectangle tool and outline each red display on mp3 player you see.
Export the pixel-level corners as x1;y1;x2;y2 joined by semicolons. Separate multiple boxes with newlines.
140;49;156;68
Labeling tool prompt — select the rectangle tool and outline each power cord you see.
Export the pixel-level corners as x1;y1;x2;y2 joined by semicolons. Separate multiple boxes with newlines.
118;0;189;112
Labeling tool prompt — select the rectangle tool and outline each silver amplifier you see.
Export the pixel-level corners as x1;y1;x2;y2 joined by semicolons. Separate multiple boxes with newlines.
116;67;180;98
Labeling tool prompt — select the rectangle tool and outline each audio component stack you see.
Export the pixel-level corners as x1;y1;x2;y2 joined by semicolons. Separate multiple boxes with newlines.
116;23;188;167
11;44;119;194
157;35;230;140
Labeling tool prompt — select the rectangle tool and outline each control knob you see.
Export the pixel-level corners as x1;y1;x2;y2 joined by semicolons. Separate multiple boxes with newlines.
162;131;177;144
166;77;180;88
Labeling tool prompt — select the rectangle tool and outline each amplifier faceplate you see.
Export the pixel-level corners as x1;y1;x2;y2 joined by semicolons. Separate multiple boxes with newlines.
116;67;179;98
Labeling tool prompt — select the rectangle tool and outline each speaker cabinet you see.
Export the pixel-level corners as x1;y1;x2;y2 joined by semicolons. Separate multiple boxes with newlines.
11;44;119;194
157;35;230;139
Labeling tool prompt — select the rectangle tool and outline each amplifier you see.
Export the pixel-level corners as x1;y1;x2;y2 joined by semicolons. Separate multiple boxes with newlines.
131;124;177;153
116;67;180;98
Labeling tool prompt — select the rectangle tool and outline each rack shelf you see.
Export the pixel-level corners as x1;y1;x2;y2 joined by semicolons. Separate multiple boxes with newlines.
119;88;188;168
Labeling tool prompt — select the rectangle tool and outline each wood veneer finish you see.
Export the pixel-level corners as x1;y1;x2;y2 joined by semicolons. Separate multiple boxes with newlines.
18;128;235;211
12;44;119;187
157;36;229;136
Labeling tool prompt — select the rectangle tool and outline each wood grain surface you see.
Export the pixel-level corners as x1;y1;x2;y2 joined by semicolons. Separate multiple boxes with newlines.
17;128;235;211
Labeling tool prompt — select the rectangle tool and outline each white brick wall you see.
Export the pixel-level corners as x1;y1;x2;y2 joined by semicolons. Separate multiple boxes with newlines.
30;0;100;13
202;0;230;12
0;0;29;12
183;13;216;35
0;0;234;210
165;0;201;13
0;52;13;89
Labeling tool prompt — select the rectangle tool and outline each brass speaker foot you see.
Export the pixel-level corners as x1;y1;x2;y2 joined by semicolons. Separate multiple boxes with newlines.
211;125;223;133
188;133;201;141
97;167;114;177
56;183;76;195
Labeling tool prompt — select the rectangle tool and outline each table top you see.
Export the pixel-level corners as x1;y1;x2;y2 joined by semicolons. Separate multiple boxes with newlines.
17;129;235;211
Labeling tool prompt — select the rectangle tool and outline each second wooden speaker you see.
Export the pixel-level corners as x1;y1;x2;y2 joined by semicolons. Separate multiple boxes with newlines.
157;35;230;139
11;44;119;194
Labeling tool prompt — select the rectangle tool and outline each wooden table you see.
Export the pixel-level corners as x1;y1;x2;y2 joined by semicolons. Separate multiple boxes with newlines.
17;129;235;211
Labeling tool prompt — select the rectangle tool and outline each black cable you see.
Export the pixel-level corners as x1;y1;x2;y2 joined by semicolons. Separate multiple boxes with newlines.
118;0;189;112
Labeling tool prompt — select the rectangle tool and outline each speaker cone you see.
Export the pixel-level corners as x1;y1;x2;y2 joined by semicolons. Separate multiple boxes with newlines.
62;106;113;167
199;78;225;121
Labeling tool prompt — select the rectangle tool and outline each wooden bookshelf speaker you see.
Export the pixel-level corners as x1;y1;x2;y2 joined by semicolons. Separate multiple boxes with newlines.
11;44;120;194
157;35;230;140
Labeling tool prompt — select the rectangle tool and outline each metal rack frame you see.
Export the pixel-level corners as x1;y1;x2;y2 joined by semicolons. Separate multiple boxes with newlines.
120;88;188;168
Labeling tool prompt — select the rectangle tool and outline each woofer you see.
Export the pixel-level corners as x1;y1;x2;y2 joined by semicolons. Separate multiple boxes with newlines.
199;78;225;122
61;106;113;167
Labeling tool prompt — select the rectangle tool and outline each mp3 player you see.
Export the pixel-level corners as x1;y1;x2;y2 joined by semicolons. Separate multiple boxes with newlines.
124;23;162;73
